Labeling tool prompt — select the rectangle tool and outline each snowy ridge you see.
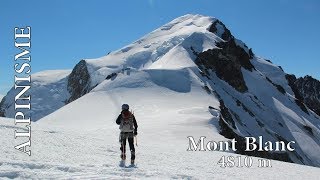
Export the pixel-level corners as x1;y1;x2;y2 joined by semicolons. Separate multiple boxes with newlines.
84;14;218;85
0;70;71;120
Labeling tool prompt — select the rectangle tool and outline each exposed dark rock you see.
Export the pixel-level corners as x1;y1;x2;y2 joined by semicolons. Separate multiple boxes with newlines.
67;60;91;103
190;46;198;56
215;40;255;71
278;122;284;127
278;66;284;72
196;20;258;93
286;74;303;100
219;115;237;139
208;19;255;70
266;59;272;63
285;74;310;115
208;106;218;110
295;75;320;116
202;85;211;94
303;125;314;136
256;120;264;128
196;48;249;93
106;73;117;80
209;20;233;41
266;77;286;94
0;97;6;117
248;48;254;58
199;70;210;79
275;84;286;94
219;100;237;129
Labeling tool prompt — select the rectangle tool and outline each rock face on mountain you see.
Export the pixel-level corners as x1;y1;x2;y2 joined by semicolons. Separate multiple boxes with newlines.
285;74;309;114
0;60;95;120
67;60;91;103
0;14;319;167
0;97;6;117
196;20;254;93
288;75;320;116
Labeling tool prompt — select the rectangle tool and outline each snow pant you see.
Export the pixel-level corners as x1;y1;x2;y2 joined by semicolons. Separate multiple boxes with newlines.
119;132;135;160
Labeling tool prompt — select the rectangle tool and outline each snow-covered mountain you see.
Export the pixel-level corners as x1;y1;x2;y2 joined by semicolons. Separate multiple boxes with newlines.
1;14;320;170
0;70;71;120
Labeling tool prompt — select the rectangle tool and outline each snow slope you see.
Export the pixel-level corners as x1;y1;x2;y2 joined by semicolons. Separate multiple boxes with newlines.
0;94;3;102
84;14;219;86
1;106;320;179
0;70;71;120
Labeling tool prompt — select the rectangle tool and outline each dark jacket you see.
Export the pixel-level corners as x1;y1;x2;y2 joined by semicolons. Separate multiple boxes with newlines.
116;110;138;132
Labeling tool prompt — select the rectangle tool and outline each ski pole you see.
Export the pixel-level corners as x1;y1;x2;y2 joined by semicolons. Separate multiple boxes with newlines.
135;136;138;146
121;133;125;160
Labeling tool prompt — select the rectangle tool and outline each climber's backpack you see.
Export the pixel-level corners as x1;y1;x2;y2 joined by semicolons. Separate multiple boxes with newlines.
119;111;134;132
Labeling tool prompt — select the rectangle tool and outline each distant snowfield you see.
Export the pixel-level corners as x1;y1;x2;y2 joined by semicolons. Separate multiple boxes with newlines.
0;94;3;101
1;83;319;179
1;69;71;120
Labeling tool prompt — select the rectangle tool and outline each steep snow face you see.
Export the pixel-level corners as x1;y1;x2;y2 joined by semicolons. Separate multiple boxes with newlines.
228;62;319;165
84;14;220;87
0;95;3;102
193;48;320;166
0;70;71;121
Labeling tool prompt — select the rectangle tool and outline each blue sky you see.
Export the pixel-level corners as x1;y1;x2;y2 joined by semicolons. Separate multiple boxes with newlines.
1;0;319;95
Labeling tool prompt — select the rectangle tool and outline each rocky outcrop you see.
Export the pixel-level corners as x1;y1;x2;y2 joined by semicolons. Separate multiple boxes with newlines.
209;20;233;41
0;97;6;117
216;40;255;71
295;75;320;116
286;74;304;100
285;74;320;115
219;100;236;129
195;20;256;93
67;60;91;103
195;40;253;93
209;20;254;70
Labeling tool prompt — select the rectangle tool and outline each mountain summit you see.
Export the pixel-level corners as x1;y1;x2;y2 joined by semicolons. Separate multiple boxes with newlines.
1;14;320;167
